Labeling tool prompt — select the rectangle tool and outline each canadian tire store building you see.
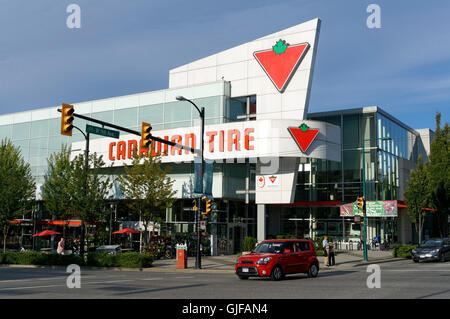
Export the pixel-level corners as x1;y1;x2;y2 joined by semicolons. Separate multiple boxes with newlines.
0;19;433;253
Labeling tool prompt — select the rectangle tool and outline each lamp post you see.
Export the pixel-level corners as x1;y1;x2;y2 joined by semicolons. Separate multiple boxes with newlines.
361;135;392;261
176;96;204;269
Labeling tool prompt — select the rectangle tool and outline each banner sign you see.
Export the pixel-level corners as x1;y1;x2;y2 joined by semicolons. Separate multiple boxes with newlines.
194;157;203;194
340;200;398;217
204;160;214;197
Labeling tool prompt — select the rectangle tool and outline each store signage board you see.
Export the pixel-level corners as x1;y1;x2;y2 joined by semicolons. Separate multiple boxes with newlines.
341;201;398;217
86;124;120;139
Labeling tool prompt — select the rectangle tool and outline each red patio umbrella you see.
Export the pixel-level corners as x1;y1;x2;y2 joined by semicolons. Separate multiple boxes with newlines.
112;228;141;234
32;230;62;237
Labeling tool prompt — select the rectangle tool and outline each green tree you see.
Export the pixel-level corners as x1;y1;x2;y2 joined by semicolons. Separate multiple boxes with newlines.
0;139;36;252
117;150;176;252
404;155;431;244
426;113;449;237
42;145;73;237
69;152;113;256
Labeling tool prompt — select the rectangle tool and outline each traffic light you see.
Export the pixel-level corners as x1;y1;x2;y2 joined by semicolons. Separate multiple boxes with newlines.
201;197;212;215
61;103;74;136
141;122;152;151
357;196;365;212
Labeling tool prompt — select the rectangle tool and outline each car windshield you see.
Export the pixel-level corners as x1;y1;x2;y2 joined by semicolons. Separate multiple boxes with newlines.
254;242;286;254
419;240;443;248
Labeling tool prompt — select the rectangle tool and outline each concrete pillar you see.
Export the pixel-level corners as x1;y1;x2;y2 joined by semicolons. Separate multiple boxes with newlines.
257;204;266;242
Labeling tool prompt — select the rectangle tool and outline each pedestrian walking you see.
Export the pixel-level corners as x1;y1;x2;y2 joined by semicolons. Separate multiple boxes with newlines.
328;241;335;266
322;236;329;267
57;238;65;255
72;238;79;255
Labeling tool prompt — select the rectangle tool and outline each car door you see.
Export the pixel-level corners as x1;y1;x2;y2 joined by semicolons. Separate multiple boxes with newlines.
279;242;297;274
444;240;450;259
294;241;310;273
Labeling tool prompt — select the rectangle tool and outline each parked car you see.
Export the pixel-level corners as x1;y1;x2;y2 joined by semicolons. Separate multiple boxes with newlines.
96;245;122;255
235;239;319;281
412;238;450;263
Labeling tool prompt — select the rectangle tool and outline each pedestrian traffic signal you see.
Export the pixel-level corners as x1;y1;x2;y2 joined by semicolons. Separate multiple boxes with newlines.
201;197;212;215
357;196;365;212
141;122;152;151
61;103;74;136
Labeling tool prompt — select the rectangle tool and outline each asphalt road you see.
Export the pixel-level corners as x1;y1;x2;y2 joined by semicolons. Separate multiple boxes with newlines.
0;260;449;299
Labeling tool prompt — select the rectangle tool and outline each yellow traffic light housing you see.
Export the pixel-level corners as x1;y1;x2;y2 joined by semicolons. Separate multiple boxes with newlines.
61;103;74;136
141;122;152;151
201;196;212;215
357;196;365;212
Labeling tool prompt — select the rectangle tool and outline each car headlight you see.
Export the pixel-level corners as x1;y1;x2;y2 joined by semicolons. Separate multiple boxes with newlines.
256;257;272;265
431;249;440;255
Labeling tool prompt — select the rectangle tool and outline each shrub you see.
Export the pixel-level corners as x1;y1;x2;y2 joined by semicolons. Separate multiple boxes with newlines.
392;245;417;259
86;252;153;268
243;237;257;252
0;252;84;266
4;251;42;265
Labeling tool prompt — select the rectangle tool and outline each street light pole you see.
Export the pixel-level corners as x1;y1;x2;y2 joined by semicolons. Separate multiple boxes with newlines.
176;96;204;269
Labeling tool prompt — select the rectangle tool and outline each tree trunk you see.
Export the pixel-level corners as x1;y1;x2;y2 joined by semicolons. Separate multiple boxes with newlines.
3;225;9;253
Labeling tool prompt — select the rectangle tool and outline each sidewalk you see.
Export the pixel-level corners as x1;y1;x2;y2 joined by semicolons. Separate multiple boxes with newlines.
0;251;404;273
149;250;403;273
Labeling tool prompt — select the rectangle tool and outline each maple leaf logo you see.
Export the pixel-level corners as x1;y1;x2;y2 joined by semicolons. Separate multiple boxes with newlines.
272;39;289;55
299;123;309;132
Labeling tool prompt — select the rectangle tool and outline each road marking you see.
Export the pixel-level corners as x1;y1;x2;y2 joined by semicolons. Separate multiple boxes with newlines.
0;284;62;291
0;276;65;284
142;278;163;281
174;276;195;279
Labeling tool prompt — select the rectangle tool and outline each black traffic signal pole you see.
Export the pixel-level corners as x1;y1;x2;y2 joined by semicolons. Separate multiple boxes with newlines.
57;110;198;155
71;125;89;257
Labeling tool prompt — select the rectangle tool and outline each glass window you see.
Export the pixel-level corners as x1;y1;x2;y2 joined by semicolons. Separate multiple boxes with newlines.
164;101;191;123
343;150;361;182
12;122;30;140
13;140;30;160
343;114;360;149
164;121;191;129
49;119;60;136
29;138;48;157
227;98;246;122
0;124;12;139
114;107;138;128
91;111;113;124
139;104;164;124
30;119;49;138
194;96;222;119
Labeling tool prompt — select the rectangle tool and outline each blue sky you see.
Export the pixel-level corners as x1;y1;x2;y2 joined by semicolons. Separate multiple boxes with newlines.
0;0;448;130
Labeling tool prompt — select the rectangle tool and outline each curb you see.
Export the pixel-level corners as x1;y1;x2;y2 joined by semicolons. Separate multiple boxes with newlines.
352;258;407;267
0;264;234;274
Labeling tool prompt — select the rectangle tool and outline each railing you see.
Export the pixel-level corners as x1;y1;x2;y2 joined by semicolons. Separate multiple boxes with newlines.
333;240;392;251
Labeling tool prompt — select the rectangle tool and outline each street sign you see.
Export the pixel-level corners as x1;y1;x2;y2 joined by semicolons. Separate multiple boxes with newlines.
86;124;120;139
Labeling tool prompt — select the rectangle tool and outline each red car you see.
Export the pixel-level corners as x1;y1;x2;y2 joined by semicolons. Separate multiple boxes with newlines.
235;239;319;280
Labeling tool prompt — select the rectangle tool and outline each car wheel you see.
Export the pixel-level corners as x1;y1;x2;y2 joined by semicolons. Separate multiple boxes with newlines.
440;254;446;263
238;276;249;280
271;265;284;281
308;263;319;278
413;258;419;263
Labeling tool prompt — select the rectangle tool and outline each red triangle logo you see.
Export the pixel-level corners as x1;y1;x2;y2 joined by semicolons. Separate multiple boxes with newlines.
254;41;310;92
288;124;319;153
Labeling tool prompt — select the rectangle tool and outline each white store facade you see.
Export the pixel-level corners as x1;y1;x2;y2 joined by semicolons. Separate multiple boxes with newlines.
1;18;433;252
